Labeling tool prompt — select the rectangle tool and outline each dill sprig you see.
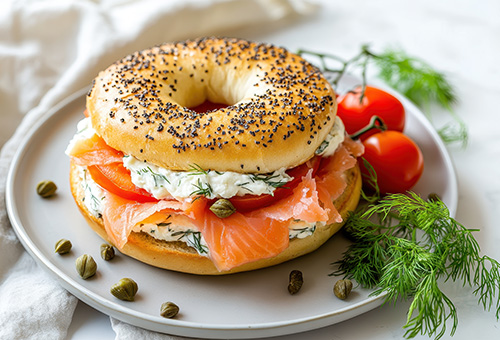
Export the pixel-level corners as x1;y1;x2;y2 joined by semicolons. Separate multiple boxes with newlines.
188;163;223;176
333;192;500;339
190;178;213;198
171;229;208;254
249;173;288;189
359;157;380;204
137;166;170;186
297;45;468;147
188;163;210;176
373;49;456;110
373;49;468;147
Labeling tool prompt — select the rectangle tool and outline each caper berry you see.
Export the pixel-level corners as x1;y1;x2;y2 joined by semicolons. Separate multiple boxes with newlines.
54;239;72;255
110;278;138;301
100;243;115;261
334;279;353;300
160;301;179;318
209;199;236;218
288;270;303;295
36;180;57;198
75;254;97;279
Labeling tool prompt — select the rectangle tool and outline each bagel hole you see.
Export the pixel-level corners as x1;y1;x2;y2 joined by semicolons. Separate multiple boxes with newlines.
189;100;230;113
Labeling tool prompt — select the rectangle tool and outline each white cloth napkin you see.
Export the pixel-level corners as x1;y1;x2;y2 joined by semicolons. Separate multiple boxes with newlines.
0;0;317;339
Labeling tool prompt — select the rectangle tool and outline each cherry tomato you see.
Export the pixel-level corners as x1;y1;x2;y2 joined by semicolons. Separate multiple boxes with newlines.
360;131;424;194
230;156;322;212
337;86;405;139
88;163;158;202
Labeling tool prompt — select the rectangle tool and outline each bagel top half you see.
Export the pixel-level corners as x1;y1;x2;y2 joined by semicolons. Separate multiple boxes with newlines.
87;37;337;174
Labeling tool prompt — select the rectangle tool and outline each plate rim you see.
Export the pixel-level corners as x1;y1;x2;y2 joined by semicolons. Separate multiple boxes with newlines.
5;85;458;339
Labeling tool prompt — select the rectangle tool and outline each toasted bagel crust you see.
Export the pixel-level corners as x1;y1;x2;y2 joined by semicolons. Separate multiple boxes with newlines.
87;37;337;173
70;162;361;275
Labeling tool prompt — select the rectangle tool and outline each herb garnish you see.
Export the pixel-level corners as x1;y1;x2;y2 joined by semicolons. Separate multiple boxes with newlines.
249;173;288;189
171;229;208;254
289;225;316;239
297;45;467;147
190;178;213;198
333;192;500;339
137;166;170;186
188;163;209;176
188;163;223;176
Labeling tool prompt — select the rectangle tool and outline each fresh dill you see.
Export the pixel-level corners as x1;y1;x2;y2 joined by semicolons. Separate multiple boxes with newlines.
190;178;213;198
249;173;288;189
137;166;170;186
171;229;208;254
315;140;330;155
82;169;105;213
236;182;253;193
373;49;467;147
290;225;316;239
297;45;467;147
333;192;500;339
358;157;380;204
188;163;209;176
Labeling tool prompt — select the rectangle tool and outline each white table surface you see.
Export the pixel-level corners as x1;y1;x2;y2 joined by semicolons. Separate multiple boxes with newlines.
5;0;497;339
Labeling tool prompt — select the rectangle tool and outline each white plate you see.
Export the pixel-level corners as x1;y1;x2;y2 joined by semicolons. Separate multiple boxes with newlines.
6;84;457;339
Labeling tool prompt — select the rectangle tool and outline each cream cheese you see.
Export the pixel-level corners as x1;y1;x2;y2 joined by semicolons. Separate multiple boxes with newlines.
315;116;346;157
65;117;97;155
78;167;105;218
123;156;292;200
132;217;209;256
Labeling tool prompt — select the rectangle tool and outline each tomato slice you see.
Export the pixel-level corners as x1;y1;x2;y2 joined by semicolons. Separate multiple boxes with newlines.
229;156;322;213
88;163;158;202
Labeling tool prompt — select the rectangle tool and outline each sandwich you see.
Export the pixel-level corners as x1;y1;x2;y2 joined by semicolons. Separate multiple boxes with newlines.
66;37;363;275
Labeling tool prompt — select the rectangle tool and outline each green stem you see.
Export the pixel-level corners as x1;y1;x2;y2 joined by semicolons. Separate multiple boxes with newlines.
350;115;387;140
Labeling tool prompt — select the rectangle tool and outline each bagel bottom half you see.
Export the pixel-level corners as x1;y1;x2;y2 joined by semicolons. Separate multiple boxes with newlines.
70;162;362;275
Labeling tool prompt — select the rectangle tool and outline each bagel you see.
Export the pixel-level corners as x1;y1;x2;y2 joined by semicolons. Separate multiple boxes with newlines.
87;37;336;173
67;37;364;275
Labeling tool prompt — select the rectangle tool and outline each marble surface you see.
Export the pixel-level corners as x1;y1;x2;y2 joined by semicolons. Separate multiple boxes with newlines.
5;0;499;339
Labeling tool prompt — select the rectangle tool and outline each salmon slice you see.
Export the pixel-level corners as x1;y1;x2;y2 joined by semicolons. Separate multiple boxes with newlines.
315;143;359;224
258;169;329;223
68;134;123;166
342;134;365;157
102;192;188;248
192;208;290;271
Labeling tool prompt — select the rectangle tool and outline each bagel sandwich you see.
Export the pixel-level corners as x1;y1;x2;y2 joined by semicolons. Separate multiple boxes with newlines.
66;37;364;275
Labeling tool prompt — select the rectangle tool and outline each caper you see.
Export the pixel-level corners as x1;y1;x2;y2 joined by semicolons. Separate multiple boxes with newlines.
75;254;97;279
100;243;115;261
288;269;303;295
36;180;57;198
209;199;236;218
334;279;353;300
160;301;179;318
54;239;72;255
110;278;138;301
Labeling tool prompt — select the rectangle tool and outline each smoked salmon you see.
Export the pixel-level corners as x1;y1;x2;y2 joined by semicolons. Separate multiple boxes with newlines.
68;131;363;271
